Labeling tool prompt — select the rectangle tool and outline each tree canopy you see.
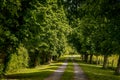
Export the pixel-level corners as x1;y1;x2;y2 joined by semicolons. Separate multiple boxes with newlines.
0;0;120;75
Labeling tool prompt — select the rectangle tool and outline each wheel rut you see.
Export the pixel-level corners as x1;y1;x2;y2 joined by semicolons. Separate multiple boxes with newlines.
73;62;88;80
44;60;68;80
44;56;88;80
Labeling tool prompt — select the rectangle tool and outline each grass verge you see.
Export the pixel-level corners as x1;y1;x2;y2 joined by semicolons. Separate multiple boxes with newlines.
78;62;120;80
3;56;67;80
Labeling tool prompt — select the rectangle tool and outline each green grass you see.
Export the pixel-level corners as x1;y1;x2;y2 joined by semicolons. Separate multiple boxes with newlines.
77;61;120;80
72;54;120;80
2;54;119;80
79;63;120;80
3;56;67;80
60;57;74;80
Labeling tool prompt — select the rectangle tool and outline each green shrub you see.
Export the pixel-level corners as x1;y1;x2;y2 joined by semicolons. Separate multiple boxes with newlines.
0;64;4;74
6;45;29;73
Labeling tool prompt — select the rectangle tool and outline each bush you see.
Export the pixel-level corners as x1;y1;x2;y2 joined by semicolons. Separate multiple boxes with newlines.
6;45;29;72
0;64;4;74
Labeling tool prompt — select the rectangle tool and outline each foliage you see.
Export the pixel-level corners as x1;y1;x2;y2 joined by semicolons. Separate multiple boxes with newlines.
5;45;29;73
64;0;120;72
4;56;64;79
0;0;120;75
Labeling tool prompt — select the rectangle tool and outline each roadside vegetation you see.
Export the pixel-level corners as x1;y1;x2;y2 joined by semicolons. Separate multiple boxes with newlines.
0;0;120;78
79;62;120;80
3;56;66;80
74;55;120;80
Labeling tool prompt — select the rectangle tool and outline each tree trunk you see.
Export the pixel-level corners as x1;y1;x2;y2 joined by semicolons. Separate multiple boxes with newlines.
34;50;39;66
3;53;11;72
89;54;93;64
52;56;57;61
45;53;51;64
34;56;39;66
111;60;114;68
84;54;89;63
115;55;120;75
96;55;99;65
100;57;103;65
103;55;108;69
81;54;84;61
40;51;46;64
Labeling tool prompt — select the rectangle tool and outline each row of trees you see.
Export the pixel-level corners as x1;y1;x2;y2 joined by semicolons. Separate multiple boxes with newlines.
63;0;120;74
0;0;70;74
0;0;120;75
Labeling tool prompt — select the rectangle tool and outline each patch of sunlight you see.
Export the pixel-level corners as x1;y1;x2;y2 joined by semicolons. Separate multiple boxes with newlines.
80;63;102;67
7;62;63;75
